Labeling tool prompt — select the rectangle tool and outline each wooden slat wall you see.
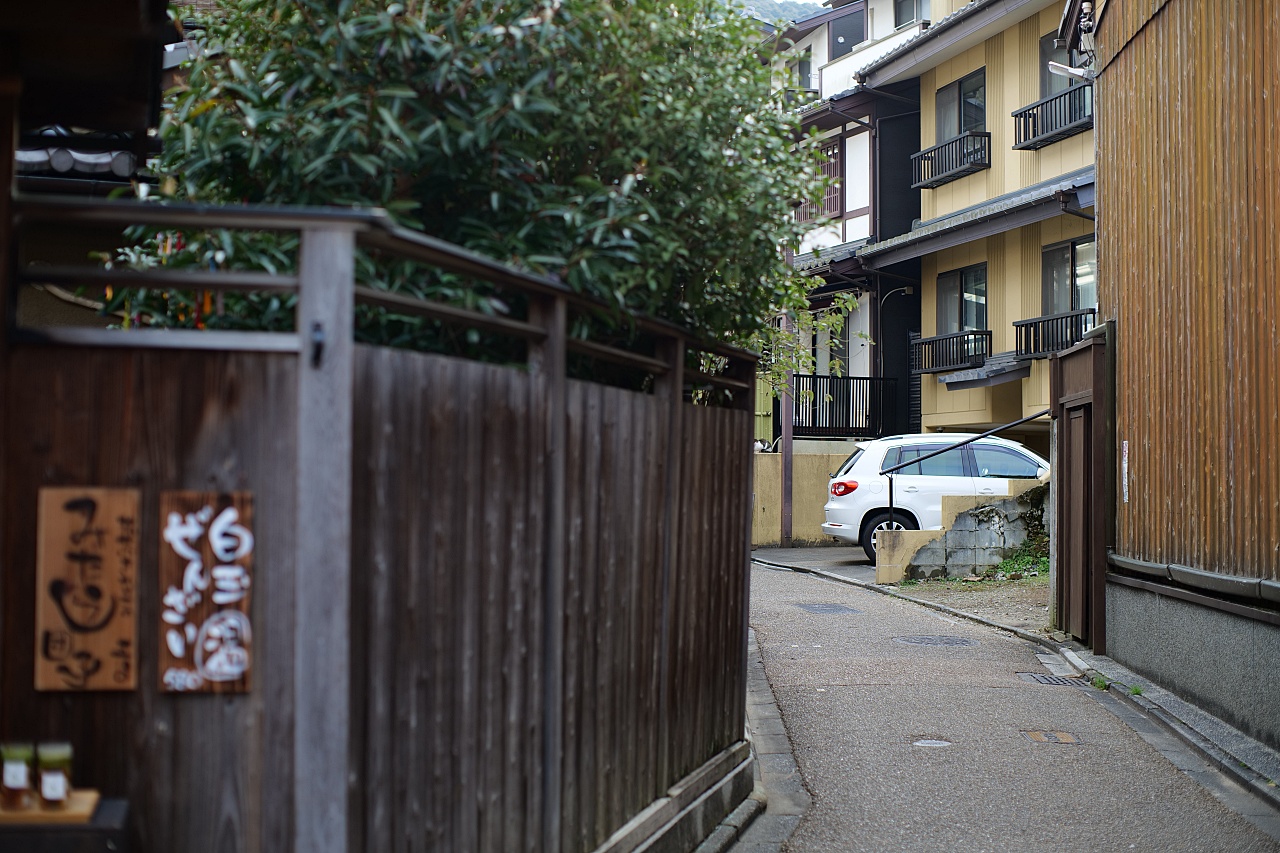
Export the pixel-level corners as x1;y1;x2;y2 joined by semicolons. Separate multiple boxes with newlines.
1;338;751;852
0;347;299;853
561;380;668;852
350;345;547;852
667;403;751;782
350;347;752;853
1098;0;1280;579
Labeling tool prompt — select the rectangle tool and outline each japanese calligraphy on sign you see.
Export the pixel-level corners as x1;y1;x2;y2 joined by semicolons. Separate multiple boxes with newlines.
35;487;140;691
158;492;254;694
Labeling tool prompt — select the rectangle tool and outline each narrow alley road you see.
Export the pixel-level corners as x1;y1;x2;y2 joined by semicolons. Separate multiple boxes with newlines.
737;563;1280;853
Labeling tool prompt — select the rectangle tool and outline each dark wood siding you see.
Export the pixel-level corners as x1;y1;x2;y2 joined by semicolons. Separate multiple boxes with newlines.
1;348;299;853
1097;1;1280;580
348;346;752;853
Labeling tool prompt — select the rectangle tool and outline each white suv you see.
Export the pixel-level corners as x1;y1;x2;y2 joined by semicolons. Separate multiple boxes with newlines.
821;434;1049;561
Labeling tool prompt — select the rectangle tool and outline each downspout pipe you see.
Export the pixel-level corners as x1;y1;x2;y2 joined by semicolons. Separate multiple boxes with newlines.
1056;190;1096;221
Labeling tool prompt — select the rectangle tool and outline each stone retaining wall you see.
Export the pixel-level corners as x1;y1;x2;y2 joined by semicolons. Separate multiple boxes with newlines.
876;480;1048;583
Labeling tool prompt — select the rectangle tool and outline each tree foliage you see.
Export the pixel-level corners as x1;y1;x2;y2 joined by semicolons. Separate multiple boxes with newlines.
118;0;847;385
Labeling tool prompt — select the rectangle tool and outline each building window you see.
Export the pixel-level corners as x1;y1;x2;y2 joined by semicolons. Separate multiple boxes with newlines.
937;263;987;335
798;139;842;222
935;69;985;141
1039;32;1086;97
1042;237;1096;314
829;4;866;60
895;0;930;27
791;51;813;91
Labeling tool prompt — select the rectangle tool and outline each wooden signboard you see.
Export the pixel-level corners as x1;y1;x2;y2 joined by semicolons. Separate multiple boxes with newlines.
35;487;140;691
158;492;254;694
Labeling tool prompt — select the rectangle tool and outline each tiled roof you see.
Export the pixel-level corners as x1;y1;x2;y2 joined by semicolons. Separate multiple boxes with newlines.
850;0;1000;81
858;167;1094;258
16;127;141;179
791;237;867;273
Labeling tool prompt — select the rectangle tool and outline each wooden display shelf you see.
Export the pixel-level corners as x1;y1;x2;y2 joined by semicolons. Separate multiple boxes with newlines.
0;789;100;824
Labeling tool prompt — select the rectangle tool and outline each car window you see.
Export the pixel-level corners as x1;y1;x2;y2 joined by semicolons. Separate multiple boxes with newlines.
972;445;1041;478
890;444;967;476
836;447;865;476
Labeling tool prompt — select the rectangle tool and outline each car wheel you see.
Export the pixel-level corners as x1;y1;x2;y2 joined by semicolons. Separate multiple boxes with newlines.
861;511;917;562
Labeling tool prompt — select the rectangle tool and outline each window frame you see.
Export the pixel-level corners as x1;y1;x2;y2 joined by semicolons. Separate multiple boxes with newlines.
797;138;843;223
935;68;986;142
971;445;1042;479
1039;31;1086;98
1041;236;1097;314
895;0;931;28
790;50;813;92
936;262;988;335
884;443;972;477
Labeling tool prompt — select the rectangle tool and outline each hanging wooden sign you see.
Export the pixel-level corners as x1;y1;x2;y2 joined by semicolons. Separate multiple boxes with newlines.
35;487;140;691
158;492;254;694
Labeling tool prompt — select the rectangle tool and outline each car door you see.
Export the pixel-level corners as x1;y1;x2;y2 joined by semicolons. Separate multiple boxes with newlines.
884;443;976;529
968;444;1045;499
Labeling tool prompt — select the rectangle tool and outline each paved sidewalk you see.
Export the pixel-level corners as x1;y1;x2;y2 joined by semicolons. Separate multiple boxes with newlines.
731;558;1280;852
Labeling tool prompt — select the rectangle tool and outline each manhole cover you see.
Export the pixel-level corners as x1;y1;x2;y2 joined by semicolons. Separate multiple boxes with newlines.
1022;730;1081;745
1018;672;1080;686
893;635;978;647
913;739;952;747
794;603;861;615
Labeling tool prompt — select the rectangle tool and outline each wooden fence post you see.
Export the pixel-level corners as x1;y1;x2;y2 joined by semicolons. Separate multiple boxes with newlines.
655;336;685;789
295;227;355;853
528;294;567;853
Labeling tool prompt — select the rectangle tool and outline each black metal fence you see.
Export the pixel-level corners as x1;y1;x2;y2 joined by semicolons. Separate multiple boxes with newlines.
1014;308;1096;357
791;374;895;438
1013;85;1094;150
910;329;992;374
911;131;991;189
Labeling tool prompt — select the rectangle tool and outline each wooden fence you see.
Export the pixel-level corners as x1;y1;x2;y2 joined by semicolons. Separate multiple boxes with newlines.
0;197;756;853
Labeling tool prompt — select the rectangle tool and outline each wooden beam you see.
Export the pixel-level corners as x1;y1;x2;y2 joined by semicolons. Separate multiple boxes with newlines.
294;227;355;853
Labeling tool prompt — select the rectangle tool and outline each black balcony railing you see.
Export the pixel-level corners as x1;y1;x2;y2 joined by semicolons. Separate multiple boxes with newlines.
1012;85;1093;150
1014;308;1097;357
910;329;991;374
791;374;896;438
911;131;991;189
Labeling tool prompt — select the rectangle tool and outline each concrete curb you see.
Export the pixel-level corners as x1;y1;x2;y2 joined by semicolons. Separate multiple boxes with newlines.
692;793;765;853
752;556;1280;819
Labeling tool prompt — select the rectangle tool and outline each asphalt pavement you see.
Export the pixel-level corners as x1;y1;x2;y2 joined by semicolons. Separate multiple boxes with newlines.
726;551;1280;853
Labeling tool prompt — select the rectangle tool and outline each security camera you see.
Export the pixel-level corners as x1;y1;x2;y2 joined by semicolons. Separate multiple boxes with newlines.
1047;61;1094;83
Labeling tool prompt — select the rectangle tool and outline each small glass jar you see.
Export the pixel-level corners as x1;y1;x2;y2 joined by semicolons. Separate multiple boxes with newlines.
1;742;35;810
37;742;72;809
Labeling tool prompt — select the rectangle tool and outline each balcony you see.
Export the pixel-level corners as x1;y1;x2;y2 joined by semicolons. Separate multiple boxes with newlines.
790;374;896;438
1014;308;1097;357
910;329;991;374
1012;85;1093;150
911;131;991;189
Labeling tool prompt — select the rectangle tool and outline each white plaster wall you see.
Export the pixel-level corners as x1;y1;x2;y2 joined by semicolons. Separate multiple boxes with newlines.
845;131;871;212
846;301;873;375
798;222;844;256
819;22;928;98
844;214;871;242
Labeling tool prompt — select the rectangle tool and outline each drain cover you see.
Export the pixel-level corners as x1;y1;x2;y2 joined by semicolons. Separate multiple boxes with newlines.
893;635;978;647
1022;730;1080;745
794;603;861;615
1018;672;1080;686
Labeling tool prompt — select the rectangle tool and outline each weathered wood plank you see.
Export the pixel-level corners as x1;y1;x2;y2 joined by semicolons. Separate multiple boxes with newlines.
2;348;298;853
294;227;354;853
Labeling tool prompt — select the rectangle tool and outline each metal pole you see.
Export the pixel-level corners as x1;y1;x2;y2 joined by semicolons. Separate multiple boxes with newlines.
780;316;794;547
